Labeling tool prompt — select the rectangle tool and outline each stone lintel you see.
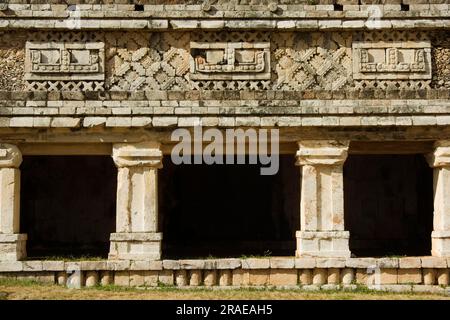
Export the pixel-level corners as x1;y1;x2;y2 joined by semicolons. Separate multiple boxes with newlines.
296;140;349;166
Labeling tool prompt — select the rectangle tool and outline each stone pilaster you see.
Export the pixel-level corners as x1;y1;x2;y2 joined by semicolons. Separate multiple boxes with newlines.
426;141;450;257
295;140;350;258
0;144;26;261
109;142;163;260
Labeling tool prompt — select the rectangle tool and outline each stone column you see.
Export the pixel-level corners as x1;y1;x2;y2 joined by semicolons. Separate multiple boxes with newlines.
109;142;163;260
426;141;450;257
295;140;350;258
0;143;26;261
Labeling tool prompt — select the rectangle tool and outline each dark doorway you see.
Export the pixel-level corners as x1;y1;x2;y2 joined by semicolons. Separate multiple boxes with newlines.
159;155;300;258
344;154;433;257
20;156;117;258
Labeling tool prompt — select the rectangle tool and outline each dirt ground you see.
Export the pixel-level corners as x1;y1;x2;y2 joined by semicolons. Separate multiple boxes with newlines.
0;280;449;300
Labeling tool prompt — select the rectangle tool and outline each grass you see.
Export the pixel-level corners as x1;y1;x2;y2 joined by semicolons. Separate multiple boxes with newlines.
0;278;449;300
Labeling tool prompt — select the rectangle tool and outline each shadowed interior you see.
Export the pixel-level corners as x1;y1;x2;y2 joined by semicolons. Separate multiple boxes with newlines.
344;154;433;257
20;156;117;258
159;155;300;258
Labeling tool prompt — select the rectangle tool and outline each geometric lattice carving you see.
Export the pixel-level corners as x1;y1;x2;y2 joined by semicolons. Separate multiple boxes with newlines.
106;32;190;91
0;31;26;91
25;81;104;91
190;41;271;80
272;32;353;90
25;42;105;81
431;31;450;89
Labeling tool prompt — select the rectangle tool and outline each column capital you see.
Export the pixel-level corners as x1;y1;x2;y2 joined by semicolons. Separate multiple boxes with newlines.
0;144;22;168
427;140;450;168
296;140;349;166
112;141;162;168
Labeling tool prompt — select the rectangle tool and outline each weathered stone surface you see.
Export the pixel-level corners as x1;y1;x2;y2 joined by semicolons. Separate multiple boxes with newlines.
163;260;181;270
248;270;269;286
85;271;99;287
56;272;67;285
312;268;327;285
421;257;447;268
436;269;449;285
189;270;202;286
397;269;422;284
114;271;130;287
175;270;188;287
299;269;313;285
22;261;43;272
158;270;174;286
100;271;113;286
340;268;354;285
130;260;163;271
423;268;436;285
179;259;205;270
43;261;65;271
216;258;241;269
380;269;398;285
203;270;217;286
294;258;316;269
144;271;159;287
241;258;270;269
106;260;130;271
129;271;145;287
219;270;232;286
399;257;422;269
376;258;399;269
327;268;340;285
269;258;295;269
269;269;298;286
316;258;346;268
346;258;377;268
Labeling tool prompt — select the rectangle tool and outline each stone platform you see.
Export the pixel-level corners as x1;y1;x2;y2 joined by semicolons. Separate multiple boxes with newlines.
1;257;449;292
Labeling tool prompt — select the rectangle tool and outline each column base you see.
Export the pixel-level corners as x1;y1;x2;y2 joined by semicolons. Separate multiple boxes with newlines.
431;231;450;257
108;232;162;260
296;231;350;258
0;233;27;261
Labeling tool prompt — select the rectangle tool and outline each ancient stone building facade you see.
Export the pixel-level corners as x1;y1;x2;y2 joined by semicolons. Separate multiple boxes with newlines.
0;0;450;290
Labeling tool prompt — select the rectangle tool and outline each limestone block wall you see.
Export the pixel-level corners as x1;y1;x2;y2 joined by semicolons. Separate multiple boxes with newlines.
0;30;449;92
1;1;450;292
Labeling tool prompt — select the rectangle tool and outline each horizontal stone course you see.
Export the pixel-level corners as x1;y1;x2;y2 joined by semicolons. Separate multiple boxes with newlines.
2;257;447;272
1;90;449;102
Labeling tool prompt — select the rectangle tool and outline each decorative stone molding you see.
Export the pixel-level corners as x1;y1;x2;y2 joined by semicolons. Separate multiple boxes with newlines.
25;41;105;81
427;140;450;257
295;140;350;258
0;144;22;168
296;140;349;166
0;144;26;262
112;142;163;168
426;141;450;168
190;41;270;80
352;41;432;81
109;141;163;261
